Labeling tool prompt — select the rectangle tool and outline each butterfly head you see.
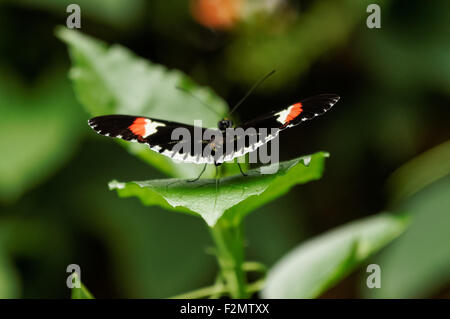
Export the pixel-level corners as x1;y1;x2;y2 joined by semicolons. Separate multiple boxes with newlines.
218;118;233;131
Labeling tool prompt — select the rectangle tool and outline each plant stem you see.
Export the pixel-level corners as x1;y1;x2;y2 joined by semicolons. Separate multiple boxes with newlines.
210;218;248;298
169;282;227;299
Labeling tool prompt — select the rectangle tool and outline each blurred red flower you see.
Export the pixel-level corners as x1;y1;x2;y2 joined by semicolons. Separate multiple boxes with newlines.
190;0;243;30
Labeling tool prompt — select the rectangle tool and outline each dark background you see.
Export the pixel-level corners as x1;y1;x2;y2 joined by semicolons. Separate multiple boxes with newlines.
0;0;449;298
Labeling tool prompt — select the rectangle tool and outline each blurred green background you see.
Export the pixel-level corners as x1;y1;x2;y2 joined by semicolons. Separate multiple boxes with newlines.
0;0;449;298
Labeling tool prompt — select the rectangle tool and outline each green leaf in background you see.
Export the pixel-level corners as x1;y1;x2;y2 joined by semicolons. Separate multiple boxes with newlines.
0;250;20;298
0;69;84;203
363;177;450;298
386;140;450;205
56;27;229;178
109;152;329;227
71;273;94;299
363;140;450;298
261;213;409;299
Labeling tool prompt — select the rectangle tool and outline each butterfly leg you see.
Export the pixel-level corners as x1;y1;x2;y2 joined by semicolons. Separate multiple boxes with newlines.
188;163;207;182
214;163;221;197
237;162;248;177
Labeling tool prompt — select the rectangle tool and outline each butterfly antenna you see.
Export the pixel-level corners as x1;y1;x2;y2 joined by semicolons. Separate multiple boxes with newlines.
176;86;224;118
229;70;276;116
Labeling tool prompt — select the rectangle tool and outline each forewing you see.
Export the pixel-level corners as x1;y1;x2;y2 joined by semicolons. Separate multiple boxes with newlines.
223;94;340;161
88;115;218;164
240;94;340;131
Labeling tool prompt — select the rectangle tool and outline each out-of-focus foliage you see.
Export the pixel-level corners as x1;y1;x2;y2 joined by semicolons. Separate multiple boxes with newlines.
0;244;20;298
0;70;84;202
360;2;450;95
262;213;408;298
362;141;450;298
71;273;94;299
110;153;328;227
3;0;146;29
224;0;387;91
0;216;73;298
386;140;450;204
364;178;450;298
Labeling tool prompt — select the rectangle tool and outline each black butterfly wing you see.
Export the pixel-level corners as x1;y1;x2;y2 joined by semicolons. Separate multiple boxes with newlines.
224;94;340;161
88;95;340;165
240;94;340;131
88;115;219;164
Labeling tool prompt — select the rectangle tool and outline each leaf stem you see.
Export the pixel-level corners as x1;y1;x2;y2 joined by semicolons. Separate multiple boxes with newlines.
242;261;267;273
169;282;227;299
210;219;248;298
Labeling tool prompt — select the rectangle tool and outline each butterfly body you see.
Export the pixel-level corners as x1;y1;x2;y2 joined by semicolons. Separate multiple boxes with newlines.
88;94;340;167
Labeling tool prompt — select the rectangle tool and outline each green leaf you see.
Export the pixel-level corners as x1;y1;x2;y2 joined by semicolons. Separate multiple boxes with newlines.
71;274;94;299
261;213;409;299
0;69;84;203
386;139;450;205
109;152;329;227
0;221;20;298
0;251;20;298
56;27;228;178
362;142;450;298
364;177;450;298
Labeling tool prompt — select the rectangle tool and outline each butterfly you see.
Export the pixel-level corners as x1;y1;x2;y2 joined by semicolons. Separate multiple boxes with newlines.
88;93;340;180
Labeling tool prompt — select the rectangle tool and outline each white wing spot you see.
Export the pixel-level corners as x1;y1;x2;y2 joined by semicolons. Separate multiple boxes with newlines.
143;119;166;138
274;105;294;124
